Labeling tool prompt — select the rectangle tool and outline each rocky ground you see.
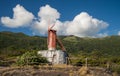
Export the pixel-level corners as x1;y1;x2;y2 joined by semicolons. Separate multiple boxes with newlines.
0;65;118;76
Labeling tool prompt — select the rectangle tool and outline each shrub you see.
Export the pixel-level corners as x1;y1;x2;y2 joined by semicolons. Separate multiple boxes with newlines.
16;51;48;66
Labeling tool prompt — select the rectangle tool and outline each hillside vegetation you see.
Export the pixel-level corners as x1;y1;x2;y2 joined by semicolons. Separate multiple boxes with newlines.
1;31;120;56
0;31;120;73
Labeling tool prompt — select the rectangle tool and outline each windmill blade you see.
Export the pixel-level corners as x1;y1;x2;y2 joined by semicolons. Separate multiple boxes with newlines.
56;37;66;51
50;23;55;29
48;20;56;30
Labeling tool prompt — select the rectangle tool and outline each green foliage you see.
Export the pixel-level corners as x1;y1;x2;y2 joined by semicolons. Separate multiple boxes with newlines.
1;31;120;72
0;31;47;57
1;31;120;57
111;65;120;73
16;51;48;66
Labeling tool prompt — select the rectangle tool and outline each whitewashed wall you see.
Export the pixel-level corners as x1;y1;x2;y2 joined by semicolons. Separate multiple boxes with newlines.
38;50;67;64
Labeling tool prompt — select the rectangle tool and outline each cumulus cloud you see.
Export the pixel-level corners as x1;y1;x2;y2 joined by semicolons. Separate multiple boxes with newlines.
1;4;34;28
65;12;109;37
33;5;60;35
118;31;120;36
38;5;60;23
1;4;109;37
96;33;108;37
33;5;108;37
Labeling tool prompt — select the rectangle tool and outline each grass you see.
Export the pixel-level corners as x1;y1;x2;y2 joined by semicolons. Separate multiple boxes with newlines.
0;65;116;76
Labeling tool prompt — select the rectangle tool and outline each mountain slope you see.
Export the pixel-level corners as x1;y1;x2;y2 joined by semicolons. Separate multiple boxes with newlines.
0;31;120;57
0;31;47;56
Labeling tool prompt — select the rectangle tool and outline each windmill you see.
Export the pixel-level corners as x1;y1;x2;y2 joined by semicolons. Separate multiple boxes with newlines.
47;24;66;51
38;23;69;64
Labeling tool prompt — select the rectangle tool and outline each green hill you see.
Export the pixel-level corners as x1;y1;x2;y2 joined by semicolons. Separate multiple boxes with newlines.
62;35;120;56
0;31;120;57
1;31;120;69
0;31;47;56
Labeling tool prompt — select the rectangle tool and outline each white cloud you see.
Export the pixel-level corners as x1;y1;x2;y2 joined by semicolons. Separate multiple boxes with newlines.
118;31;120;36
96;33;108;38
1;4;109;37
33;5;108;37
65;12;109;37
33;5;60;35
1;4;34;28
38;4;60;23
52;12;108;37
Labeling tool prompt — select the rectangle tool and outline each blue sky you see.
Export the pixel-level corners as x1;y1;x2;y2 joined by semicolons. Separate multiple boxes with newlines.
0;0;120;37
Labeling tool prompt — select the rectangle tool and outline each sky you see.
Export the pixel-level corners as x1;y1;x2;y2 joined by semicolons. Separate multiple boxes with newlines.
0;0;120;37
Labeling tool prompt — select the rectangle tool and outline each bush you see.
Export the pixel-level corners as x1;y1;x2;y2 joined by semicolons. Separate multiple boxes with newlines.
16;51;48;66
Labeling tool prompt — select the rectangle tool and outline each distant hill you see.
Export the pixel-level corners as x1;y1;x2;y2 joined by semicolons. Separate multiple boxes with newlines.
1;31;120;73
0;31;120;57
0;31;47;56
62;35;120;56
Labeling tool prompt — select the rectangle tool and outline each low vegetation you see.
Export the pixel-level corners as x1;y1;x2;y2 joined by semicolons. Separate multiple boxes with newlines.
16;51;48;66
0;66;114;76
0;31;120;73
